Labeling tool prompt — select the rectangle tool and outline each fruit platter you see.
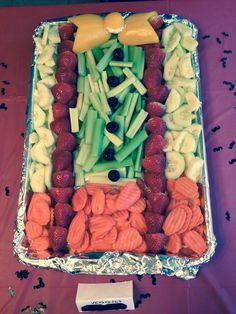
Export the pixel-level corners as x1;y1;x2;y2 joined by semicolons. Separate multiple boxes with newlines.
13;11;216;279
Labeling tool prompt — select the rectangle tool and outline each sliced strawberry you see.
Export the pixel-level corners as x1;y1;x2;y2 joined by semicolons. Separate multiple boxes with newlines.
57;133;77;151
146;102;166;117
145;212;165;233
54;203;74;228
143;67;163;89
51;82;76;105
149;15;163;31
52;150;72;172
50;117;71;135
143;172;165;193
49;187;74;203
146;117;166;135
144;134;166;156
146;192;169;214
52;103;69;119
57;51;77;71
49;226;68;251
148;85;169;103
146;233;168;253
58;23;76;41
145;47;166;69
52;170;74;188
58;40;73;54
142;153;165;173
55;67;77;84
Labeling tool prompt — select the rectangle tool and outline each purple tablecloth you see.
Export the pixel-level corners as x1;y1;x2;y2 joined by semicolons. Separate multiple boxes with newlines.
0;1;236;313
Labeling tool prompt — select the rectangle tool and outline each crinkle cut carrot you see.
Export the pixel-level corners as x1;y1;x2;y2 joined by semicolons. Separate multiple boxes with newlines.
112;210;129;222
72;231;90;253
116;220;130;232
183;230;207;255
86;183;113;195
67;211;86;246
103;227;118;244
166;234;182;254
30;236;50;251
25;221;43;240
163;207;187;236
174;176;198;198
177;206;192;234
89;215;115;239
129;212;147;235
83;198;92;216
115;182;141;211
166;179;176;194
31;192;51;205
91;189;105;215
27;200;51;226
134;240;148;254
188;206;203;230
112;227;143;252
72;187;88;212
128;198;146;213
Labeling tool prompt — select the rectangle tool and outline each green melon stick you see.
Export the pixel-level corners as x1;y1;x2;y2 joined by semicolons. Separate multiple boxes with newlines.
100;38;118;49
125;92;139;131
99;92;111;115
85;109;97;144
87;74;95;92
104;129;123;147
135;171;142;178
107;76;136;98
134;142;144;172
77;76;85;93
74;165;85;187
123;67;147;96
135;94;142;112
137;49;145;80
92;156;133;173
114;115;125;152
91;118;105;157
98;79;105;93
141;99;146;109
129;46;135;62
123;45;129;62
115;130;148;162
96;41;120;73
85;167;126;180
75;142;91;166
76;93;83;116
121;93;133;117
111;103;124;120
126;109;148;139
117;85;131;104
89;92;110;123
102;48;109;54
110;61;133;68
85;50;100;82
127;166;134;179
78;110;88;139
69;108;80;133
110;66;124;78
131;47;143;74
86;176;136;186
79;76;91;121
101;71;110;93
77;53;86;76
106;66;113;78
92;47;103;63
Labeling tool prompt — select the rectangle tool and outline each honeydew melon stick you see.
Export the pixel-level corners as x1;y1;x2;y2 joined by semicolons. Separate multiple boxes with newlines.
85;50;100;81
85;109;97;144
98;79;105;93
91;118;105;157
123;45;129;62
135;94;142;112
117;85;131;104
77;53;86;76
106;67;113;78
104;129;123;147
110;66;124;78
87;177;136;186
132;47;143;74
126;109;148;139
102;48;109;54
135;171;142;178
125;92;139;131
87;74;95;92
96;41;120;73
76;143;91;166
127;166;134;179
69;108;79;133
92;156;133;173
99;92;111;115
129;46;135;61
121;93;133;116
111;104;124;120
76;93;83;116
89;92;110;123
74;165;85;187
94;82;100;93
102;71;110;93
137;50;145;80
110;61;133;68
77;76;85;93
114;115;125;152
115;130;148;162
77;115;86;139
123;68;147;96
134;142;144;172
107;77;136;98
79;76;91;121
100;38;117;49
92;47;103;63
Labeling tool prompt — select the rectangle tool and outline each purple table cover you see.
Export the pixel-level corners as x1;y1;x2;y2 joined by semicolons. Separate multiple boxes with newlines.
0;1;236;313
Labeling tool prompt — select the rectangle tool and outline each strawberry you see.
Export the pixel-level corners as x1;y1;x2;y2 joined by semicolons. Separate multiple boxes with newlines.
55;67;77;84
143;67;163;89
146;117;166;135
58;40;73;53
57;51;77;71
149;15;163;31
52;170;74;188
54;203;74;228
145;47;166;69
65;164;73;172
57;132;77;151
143;172;165;193
144;134;166;156
146;233;168;253
50;117;71;135
146;192;169;214
58;23;76;41
148;85;169;103
146;101;165;117
142;153;165;173
52;103;69;119
67;92;78;108
50;187;74;203
51;82;76;105
52;150;72;172
145;213;165;233
49;226;68;251
136;177;146;192
142;43;161;50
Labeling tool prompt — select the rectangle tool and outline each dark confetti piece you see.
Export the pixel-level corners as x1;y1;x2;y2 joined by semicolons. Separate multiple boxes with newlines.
229;84;235;91
21;305;31;312
16;270;29;280
136;274;143;281
225;211;231;221
1;87;6;95
3;80;10;85
223;81;231;85
0;103;7;110
110;279;116;283
216;37;222;44
5;186;10;196
229;158;236;165
213;146;223;152
140;293;151;299
151;274;157;285
234;92;236;96
220;57;227;62
222;62;226;68
21;132;25;138
202;34;210;39
224;50;232;54
222;32;229;37
211;126;221;132
228;141;235;149
135;300;142;309
8;287;15;298
33;277;45;289
1;62;8;68
38;302;47;309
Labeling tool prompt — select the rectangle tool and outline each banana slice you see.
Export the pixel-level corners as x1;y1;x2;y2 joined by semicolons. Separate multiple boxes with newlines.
48;25;61;44
162;24;176;48
30;167;46;192
163;131;174;152
164;51;179;81
186;123;202;140
174;23;192;36
41;75;56;88
173;130;187;152
175;44;186;58
32;141;50;165
37;64;54;79
35;163;45;171
185;156;203;182
185;91;200;112
33;104;46;129
47;105;54;129
181;35;198;52
171;131;180;139
163;113;183;131
29;161;36;180
172;105;193;127
183;153;195;167
174;66;181;77
36;127;55;147
165;151;185;179
36;45;55;65
165;88;182;113
171;77;197;93
166;31;181;53
178;53;195;79
180;133;196;153
29;132;39;145
37;82;54;109
45;163;53;189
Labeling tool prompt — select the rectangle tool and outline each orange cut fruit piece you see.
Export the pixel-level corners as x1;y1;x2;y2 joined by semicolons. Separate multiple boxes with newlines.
72;187;88;212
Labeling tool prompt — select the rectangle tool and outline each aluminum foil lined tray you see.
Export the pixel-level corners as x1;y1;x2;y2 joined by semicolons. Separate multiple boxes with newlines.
13;13;217;279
